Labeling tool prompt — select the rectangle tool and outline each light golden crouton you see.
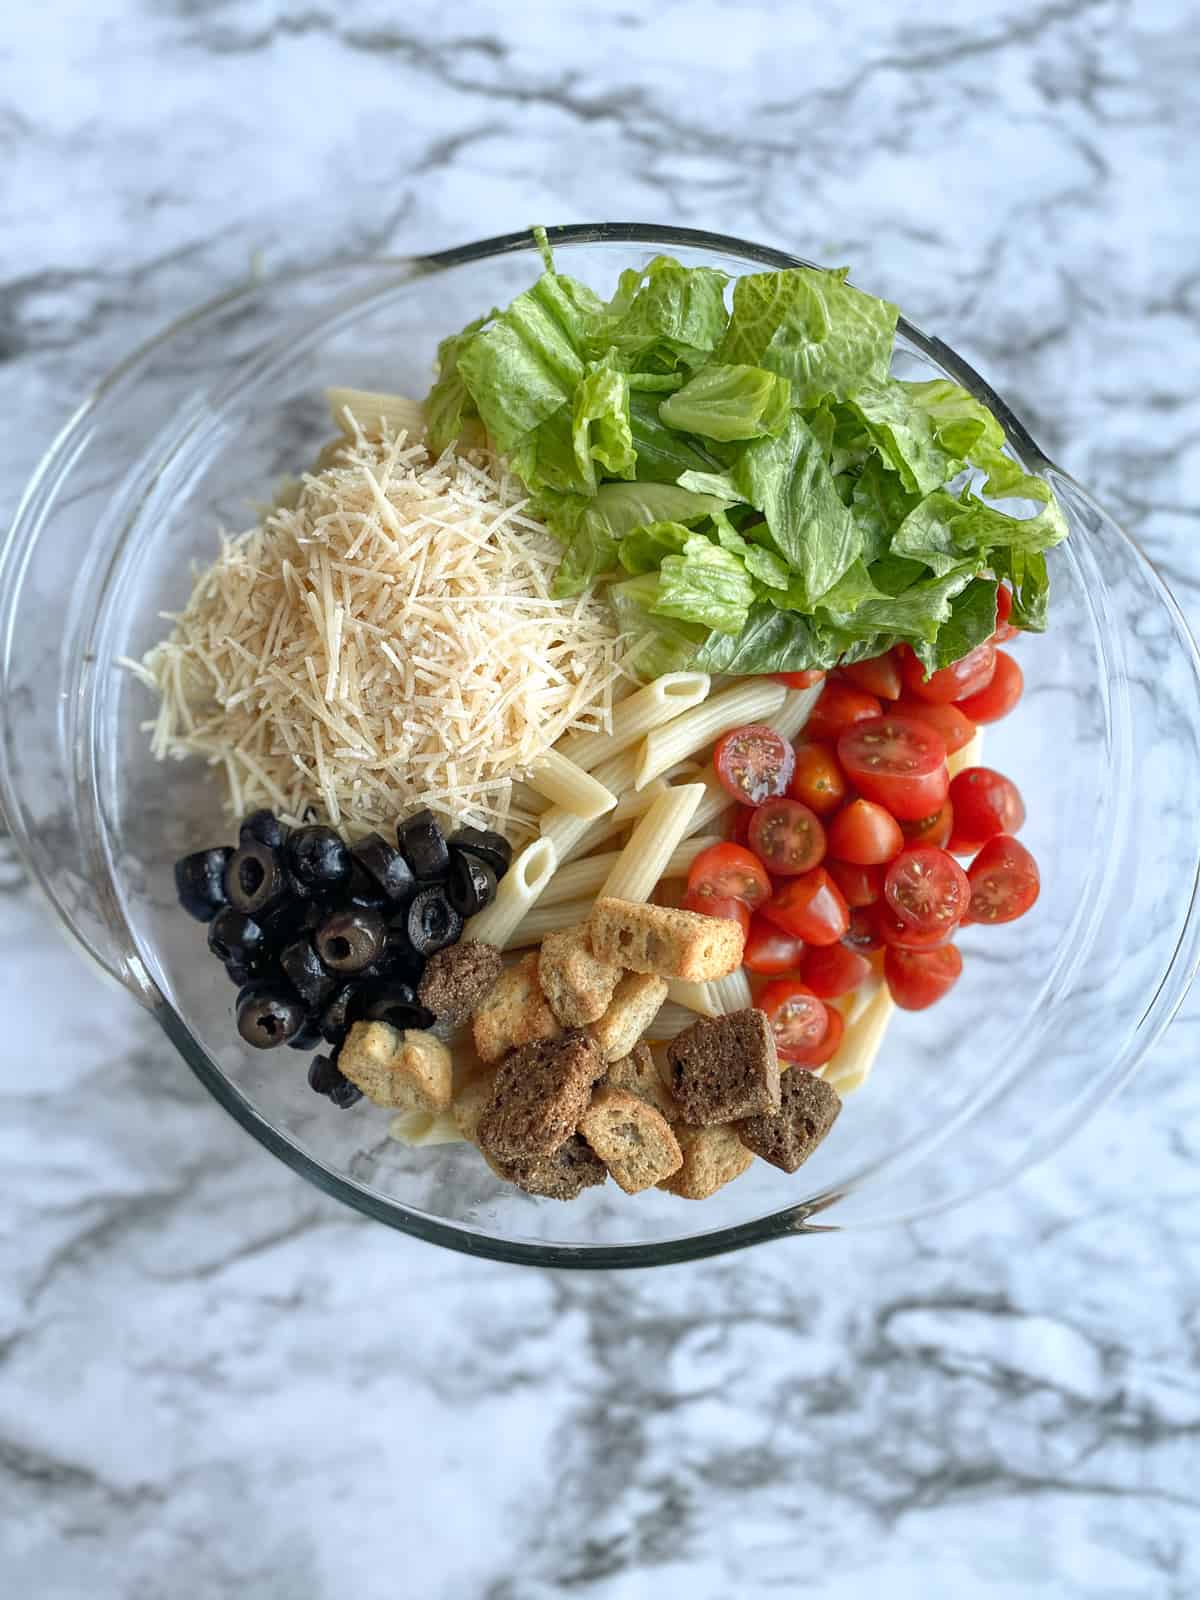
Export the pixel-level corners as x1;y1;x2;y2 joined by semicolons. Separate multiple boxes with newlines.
589;972;669;1062
537;925;623;1028
452;1068;498;1146
471;952;562;1065
589;897;745;982
659;1123;754;1200
339;1022;452;1112
604;1041;680;1123
578;1085;683;1194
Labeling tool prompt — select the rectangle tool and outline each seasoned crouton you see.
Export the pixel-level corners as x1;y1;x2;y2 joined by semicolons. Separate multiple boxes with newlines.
537;925;622;1028
604;1041;680;1122
579;1086;682;1194
451;1068;498;1146
659;1124;754;1200
471;952;562;1065
418;939;503;1028
588;972;669;1062
666;1009;781;1125
588;897;744;981
476;1031;605;1160
339;1022;452;1112
736;1069;842;1173
488;1135;608;1201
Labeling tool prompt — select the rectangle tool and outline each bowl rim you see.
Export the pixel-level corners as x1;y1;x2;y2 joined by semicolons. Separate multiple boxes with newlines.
6;222;1200;1269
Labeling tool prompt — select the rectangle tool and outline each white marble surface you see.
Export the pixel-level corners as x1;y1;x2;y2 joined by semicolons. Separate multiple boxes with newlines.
3;2;1200;1595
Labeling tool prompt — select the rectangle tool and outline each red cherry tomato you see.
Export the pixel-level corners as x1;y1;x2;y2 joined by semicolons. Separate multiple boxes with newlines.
884;846;971;937
955;650;1023;724
788;739;847;816
762;867;850;946
757;979;829;1062
844;904;884;952
827;799;904;866
891;698;977;756
827;859;884;908
947;767;1026;854
728;805;753;848
900;641;997;705
877;904;955;949
840;648;903;701
992;584;1019;644
837;714;949;822
772;669;826;689
802;941;873;999
964;834;1040;925
686;842;772;908
787;1001;845;1068
803;680;882;742
742;915;806;976
713;724;796;806
885;943;964;1010
680;889;752;936
901;800;954;850
747;797;826;877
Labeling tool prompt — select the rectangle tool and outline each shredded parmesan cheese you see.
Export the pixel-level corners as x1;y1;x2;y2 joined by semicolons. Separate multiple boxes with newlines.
130;426;629;839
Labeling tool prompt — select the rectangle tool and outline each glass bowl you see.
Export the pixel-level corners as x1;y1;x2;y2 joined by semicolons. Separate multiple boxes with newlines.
4;224;1200;1268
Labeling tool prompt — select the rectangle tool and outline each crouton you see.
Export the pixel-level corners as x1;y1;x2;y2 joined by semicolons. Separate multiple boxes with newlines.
537;925;622;1028
489;1135;608;1201
588;897;744;981
476;1031;605;1160
588;971;669;1062
578;1086;682;1194
418;939;503;1028
604;1041;680;1122
451;1068;498;1145
666;1008;781;1125
659;1124;754;1200
471;952;562;1065
736;1069;842;1173
338;1022;452;1112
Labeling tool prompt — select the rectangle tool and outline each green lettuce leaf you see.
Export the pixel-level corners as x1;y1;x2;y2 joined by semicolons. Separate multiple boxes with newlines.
710;509;790;590
425;312;494;453
628;390;725;482
618;519;691;575
572;359;635;486
549;482;733;597
599;257;730;371
989;546;1049;631
900;378;1006;458
893;486;1069;576
611;573;705;679
658;363;792;441
850;455;922;565
848;378;961;496
912;577;999;672
653;536;758;635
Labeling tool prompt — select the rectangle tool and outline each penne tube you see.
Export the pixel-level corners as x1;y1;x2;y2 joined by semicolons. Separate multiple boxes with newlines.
645;1001;704;1041
598;785;706;903
502;896;596;950
666;978;721;1017
539;834;724;908
555;671;711;771
947;727;983;780
682;769;736;839
525;749;617;820
667;967;753;1018
635;680;787;790
766;684;825;743
465;837;557;947
326;387;426;439
387;1109;466;1146
537;748;641;863
822;981;895;1096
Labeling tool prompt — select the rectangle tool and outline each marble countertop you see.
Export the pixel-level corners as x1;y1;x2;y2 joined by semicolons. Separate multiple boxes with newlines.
3;3;1199;1595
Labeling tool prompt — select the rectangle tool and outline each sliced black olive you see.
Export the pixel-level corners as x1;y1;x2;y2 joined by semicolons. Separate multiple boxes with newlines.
352;832;416;903
406;886;463;957
343;859;386;910
397;808;450;882
447;850;496;918
260;893;321;945
307;1053;363;1108
314;907;387;974
237;987;306;1049
285;825;351;892
240;809;288;851
208;907;270;966
224;840;287;917
175;847;234;922
363;985;436;1032
286;1013;325;1052
224;957;252;988
320;983;362;1046
280;938;336;1008
370;927;424;985
448;827;512;880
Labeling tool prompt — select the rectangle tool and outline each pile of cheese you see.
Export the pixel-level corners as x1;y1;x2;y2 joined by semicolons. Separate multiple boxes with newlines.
131;425;627;838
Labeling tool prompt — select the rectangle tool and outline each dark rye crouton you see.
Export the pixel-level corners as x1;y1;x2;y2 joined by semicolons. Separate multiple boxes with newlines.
490;1135;608;1201
666;1008;781;1126
736;1069;842;1173
476;1030;605;1161
417;939;503;1028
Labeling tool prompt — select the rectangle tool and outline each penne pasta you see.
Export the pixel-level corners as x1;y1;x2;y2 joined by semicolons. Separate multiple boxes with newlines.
767;684;825;743
682;769;736;840
667;967;753;1018
387;1108;466;1146
666;978;720;1017
465;836;557;947
635;680;787;790
502;896;596;950
598;785;706;903
822;981;895;1096
538;834;724;908
538;748;642;864
326;387;426;440
555;671;711;771
525;749;617;820
645;1001;704;1041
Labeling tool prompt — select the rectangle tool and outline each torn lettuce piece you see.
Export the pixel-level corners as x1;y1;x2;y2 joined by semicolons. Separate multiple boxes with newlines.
548;482;733;598
989;545;1050;631
893;486;1069;576
598;256;731;371
710;509;790;590
628;390;725;483
912;578;1000;672
653;536;758;635
850;455;922;566
658;364;792;442
618;520;691;575
901;378;1006;459
611;573;706;679
572;358;635;488
425;312;495;453
847;378;962;497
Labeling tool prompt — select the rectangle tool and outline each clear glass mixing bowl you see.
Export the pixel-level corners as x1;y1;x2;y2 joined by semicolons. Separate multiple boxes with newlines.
4;224;1199;1267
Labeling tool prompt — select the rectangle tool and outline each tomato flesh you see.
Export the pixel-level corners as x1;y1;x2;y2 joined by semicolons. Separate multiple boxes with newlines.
955;650;1023;724
681;889;752;936
883;846;971;937
788;739;847;816
686;842;771;908
885;943;964;1010
964;834;1040;924
757;979;829;1062
837;714;949;822
840;649;902;701
827;798;904;866
802;941;873;999
947;767;1025;854
747;797;826;877
713;724;796;806
762;867;850;946
891;698;977;756
827;859;884;908
901;800;954;850
877;904;955;949
992;584;1019;644
772;670;826;689
900;641;997;705
742;915;806;976
844;904;884;952
788;1002;845;1068
803;680;882;742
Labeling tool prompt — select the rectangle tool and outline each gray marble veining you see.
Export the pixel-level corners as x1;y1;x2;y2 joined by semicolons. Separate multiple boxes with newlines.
3;2;1199;1595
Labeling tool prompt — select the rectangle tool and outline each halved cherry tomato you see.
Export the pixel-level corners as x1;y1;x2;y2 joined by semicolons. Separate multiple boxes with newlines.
884;846;971;937
772;669;826;689
686;842;771;908
992;583;1019;644
742;915;806;975
901;800;954;849
713;724;796;806
844;904;884;951
786;1001;845;1068
947;767;1025;854
827;799;904;866
762;867;850;946
748;798;826;876
728;805;753;848
964;834;1040;924
757;979;830;1062
840;648;903;701
680;889;752;936
828;859;884;908
884;943;964;1010
891;698;977;757
837;714;949;822
955;650;1023;724
788;739;847;816
803;680;882;742
899;641;997;705
877;904;954;949
802;941;873;999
